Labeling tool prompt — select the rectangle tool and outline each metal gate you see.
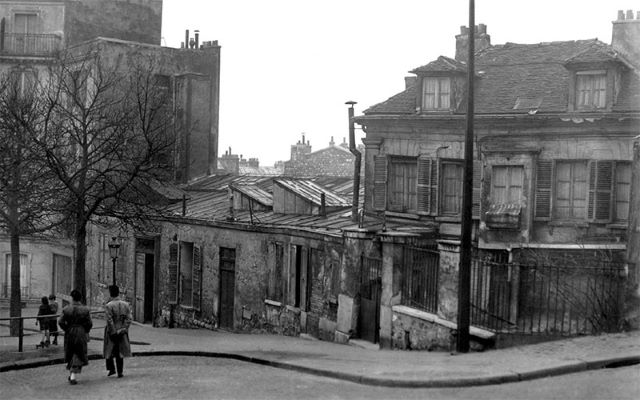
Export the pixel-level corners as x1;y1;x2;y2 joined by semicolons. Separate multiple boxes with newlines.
359;254;382;343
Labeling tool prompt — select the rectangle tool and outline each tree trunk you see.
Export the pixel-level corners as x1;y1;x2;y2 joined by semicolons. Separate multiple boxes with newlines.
74;221;88;304
9;227;21;336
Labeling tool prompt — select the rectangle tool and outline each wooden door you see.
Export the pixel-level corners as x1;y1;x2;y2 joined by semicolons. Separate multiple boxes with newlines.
219;248;236;329
134;252;145;322
358;256;382;343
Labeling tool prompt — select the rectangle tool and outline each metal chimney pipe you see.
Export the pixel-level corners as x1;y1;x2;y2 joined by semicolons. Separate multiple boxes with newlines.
185;30;189;49
194;30;200;49
346;101;361;223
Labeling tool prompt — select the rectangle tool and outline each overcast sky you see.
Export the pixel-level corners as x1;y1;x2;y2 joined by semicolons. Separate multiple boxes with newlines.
161;1;638;165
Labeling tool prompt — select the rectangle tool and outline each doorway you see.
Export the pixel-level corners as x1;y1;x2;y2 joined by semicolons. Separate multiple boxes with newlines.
134;238;156;324
358;254;382;343
219;247;236;329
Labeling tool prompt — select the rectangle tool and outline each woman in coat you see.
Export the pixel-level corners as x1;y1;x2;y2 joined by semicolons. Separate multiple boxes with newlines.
103;285;132;378
48;294;59;345
58;289;93;384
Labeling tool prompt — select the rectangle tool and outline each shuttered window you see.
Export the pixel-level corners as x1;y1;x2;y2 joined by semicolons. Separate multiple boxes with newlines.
588;161;613;222
534;160;553;220
614;162;631;223
387;156;417;213
167;243;179;304
417;157;438;214
192;245;202;311
440;161;463;216
373;155;387;211
180;242;194;307
472;160;483;218
268;242;284;302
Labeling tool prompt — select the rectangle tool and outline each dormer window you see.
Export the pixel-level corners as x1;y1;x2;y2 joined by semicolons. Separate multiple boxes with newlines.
576;71;606;110
422;77;450;110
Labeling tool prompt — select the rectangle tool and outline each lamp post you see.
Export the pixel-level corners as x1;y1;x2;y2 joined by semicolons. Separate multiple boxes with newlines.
108;236;121;287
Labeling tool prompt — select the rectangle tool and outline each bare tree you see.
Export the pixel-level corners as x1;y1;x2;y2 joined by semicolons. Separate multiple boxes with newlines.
0;70;64;334
32;47;175;301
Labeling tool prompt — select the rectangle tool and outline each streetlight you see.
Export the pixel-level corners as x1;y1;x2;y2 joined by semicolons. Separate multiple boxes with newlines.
108;236;121;287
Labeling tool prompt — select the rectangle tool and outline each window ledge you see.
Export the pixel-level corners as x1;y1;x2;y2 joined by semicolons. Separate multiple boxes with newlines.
264;299;282;307
548;220;589;228
285;305;301;314
392;305;495;339
606;223;627;230
385;211;420;220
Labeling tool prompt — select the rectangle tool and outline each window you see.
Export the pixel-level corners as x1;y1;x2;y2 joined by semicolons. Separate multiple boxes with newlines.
53;254;72;296
288;245;311;310
491;166;524;204
267;242;284;302
614;162;631;223
554;161;588;219
440;161;463;215
422;77;450;110
388;157;417;212
535;159;630;223
576;71;606;110
2;254;29;298
167;241;202;309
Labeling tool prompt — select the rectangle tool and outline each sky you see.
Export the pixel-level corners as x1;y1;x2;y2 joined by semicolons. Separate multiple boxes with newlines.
161;1;638;165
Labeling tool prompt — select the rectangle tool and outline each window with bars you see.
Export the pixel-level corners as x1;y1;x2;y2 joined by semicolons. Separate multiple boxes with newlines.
422;77;451;110
576;72;606;110
534;159;630;223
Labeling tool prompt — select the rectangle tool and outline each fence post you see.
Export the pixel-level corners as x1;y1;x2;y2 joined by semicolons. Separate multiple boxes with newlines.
18;318;23;352
509;264;520;326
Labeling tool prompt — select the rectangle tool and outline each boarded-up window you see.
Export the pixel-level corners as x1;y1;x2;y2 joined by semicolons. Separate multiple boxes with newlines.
387;156;417;213
268;242;284;302
53;254;71;296
491;166;524;204
167;243;179;304
555;160;588;220
192;245;202;311
440;161;463;215
614;162;631;223
576;72;606;109
422;77;451;110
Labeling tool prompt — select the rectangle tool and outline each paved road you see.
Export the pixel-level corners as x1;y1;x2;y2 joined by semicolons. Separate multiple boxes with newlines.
1;356;639;400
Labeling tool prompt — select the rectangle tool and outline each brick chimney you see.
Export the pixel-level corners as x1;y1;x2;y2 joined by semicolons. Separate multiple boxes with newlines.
290;133;312;161
455;24;491;63
612;10;640;64
220;147;239;174
404;76;417;89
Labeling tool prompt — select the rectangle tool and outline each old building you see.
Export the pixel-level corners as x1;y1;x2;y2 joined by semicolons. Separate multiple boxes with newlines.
0;0;221;305
351;11;640;349
284;134;362;178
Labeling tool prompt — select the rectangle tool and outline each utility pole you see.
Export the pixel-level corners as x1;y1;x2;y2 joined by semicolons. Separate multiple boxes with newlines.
457;0;475;353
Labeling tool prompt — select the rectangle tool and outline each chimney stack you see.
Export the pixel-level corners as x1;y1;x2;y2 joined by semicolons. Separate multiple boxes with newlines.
455;24;491;62
612;10;640;64
404;76;417;89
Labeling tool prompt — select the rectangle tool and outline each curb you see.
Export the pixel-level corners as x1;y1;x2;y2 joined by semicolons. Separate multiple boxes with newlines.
2;350;639;388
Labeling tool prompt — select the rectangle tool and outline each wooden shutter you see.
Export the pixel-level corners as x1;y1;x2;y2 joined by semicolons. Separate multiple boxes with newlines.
417;157;438;214
535;160;553;220
588;160;613;222
373;155;388;211
192;244;202;311
472;160;483;218
168;243;179;304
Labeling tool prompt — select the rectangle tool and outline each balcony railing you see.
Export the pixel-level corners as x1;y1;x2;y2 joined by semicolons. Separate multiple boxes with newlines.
0;33;61;56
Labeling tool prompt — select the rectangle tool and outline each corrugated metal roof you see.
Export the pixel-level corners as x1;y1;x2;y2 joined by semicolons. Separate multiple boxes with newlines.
230;184;273;207
274;179;351;207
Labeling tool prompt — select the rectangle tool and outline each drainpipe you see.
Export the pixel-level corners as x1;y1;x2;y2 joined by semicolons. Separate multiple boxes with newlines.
320;193;326;218
346;101;361;223
0;18;5;53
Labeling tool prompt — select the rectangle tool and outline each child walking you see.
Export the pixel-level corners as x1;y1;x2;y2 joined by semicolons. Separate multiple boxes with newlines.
36;296;51;347
48;294;59;345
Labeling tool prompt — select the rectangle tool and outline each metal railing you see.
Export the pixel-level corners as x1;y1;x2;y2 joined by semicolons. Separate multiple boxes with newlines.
470;259;626;335
401;246;439;313
0;310;104;352
0;33;61;56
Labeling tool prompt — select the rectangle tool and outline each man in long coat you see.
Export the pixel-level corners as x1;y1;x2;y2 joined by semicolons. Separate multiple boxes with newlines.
103;285;132;378
58;289;93;385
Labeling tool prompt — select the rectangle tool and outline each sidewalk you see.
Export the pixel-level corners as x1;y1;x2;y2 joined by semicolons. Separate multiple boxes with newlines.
2;316;639;387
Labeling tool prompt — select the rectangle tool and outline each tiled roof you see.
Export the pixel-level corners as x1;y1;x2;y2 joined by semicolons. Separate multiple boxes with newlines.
410;56;467;74
274;179;351;207
363;39;640;115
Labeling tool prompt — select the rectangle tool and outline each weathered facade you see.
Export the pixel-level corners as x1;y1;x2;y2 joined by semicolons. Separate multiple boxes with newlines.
0;0;221;304
352;11;640;349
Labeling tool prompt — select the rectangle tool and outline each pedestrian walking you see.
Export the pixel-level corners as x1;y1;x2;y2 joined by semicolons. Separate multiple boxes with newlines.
58;289;93;385
103;285;132;378
48;294;59;345
36;296;50;347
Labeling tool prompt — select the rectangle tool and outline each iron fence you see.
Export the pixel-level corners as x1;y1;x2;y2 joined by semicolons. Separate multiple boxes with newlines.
470;259;626;335
1;33;61;56
401;246;439;313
